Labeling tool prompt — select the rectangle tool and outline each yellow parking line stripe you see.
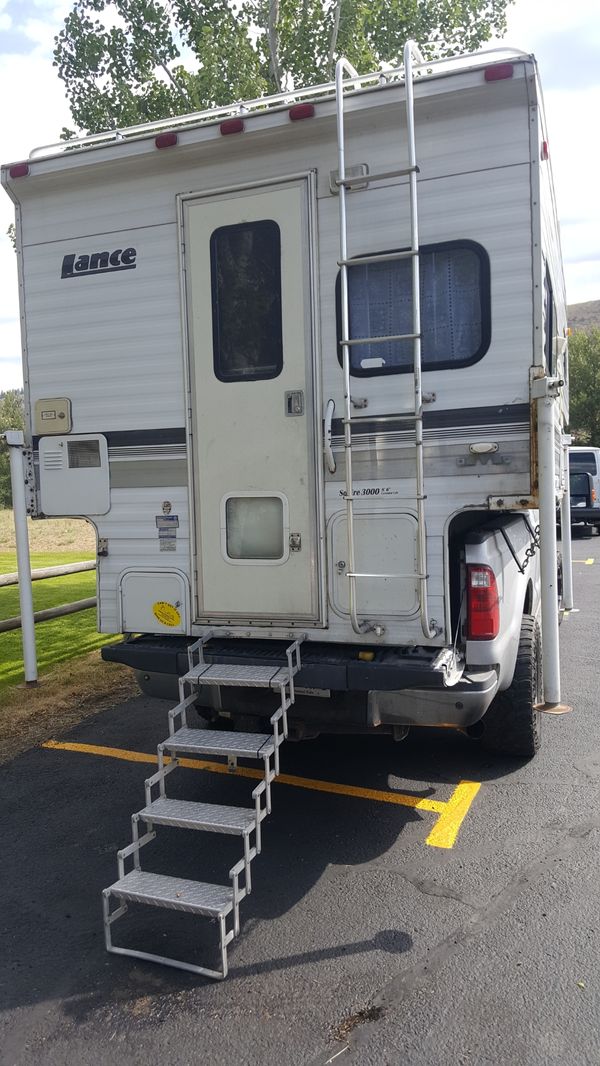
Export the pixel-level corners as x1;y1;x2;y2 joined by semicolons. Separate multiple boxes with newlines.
573;558;594;565
42;739;480;848
425;779;481;849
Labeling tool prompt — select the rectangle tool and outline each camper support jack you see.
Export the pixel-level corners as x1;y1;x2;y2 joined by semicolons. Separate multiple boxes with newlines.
103;636;303;978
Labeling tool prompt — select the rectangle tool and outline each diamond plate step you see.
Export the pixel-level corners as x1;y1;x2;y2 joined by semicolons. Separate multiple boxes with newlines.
107;870;233;917
164;727;275;760
183;663;290;688
138;797;255;834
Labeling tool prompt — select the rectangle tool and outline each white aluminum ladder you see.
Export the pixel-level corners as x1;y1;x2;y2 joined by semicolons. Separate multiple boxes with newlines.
335;41;438;640
102;635;303;979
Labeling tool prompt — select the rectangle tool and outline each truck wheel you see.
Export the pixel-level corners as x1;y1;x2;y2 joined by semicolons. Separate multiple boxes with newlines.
481;615;542;758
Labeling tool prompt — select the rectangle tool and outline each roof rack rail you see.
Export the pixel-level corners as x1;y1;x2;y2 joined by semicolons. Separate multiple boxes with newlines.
29;46;529;162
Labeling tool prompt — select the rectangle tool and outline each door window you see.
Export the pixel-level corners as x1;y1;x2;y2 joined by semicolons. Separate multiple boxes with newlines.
210;219;283;382
222;494;289;562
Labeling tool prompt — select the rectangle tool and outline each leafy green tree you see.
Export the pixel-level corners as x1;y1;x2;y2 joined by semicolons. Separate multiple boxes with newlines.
54;0;514;135
0;390;25;509
568;327;600;445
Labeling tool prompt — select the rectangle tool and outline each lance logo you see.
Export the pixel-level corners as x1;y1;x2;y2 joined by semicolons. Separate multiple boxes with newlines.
61;247;137;279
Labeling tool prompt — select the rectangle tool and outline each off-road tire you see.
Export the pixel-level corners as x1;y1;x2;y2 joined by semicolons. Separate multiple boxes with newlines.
481;614;542;758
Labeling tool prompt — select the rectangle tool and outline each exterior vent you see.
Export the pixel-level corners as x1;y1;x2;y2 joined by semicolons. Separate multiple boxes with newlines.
43;450;64;470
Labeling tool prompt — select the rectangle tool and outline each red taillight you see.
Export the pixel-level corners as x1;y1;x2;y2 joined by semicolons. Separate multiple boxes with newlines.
541;140;549;161
467;565;500;640
484;63;514;82
289;103;315;121
9;162;29;178
220;117;244;136
155;131;178;149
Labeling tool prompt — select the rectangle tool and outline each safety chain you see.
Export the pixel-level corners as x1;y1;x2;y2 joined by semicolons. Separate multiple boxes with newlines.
500;522;541;576
519;524;541;573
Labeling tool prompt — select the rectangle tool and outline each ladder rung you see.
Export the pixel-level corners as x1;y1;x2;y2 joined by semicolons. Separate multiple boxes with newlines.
338;249;418;267
342;413;419;425
343;332;419;347
346;572;427;580
336;166;419;187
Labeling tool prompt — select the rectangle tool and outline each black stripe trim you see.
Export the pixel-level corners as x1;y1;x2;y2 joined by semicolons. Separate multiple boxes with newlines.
105;428;186;447
32;427;187;449
331;403;530;437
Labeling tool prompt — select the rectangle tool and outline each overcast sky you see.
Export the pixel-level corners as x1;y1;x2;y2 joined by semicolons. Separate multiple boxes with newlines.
1;0;599;390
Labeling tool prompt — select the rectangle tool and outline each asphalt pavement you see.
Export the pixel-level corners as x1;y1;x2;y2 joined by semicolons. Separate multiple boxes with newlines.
1;537;599;1065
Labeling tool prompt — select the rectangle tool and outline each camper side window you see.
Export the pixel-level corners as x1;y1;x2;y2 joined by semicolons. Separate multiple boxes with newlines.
210;219;283;382
337;240;490;376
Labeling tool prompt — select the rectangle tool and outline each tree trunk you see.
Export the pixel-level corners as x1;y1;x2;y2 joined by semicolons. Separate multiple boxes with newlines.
268;0;283;91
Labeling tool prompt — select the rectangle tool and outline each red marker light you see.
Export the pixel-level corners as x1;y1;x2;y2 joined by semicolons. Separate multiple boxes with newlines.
220;118;245;136
484;63;514;82
9;162;29;179
541;140;549;161
155;131;178;149
289;103;315;122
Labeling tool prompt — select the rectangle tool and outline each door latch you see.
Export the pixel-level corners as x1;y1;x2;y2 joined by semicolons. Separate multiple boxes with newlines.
289;533;302;551
285;391;304;416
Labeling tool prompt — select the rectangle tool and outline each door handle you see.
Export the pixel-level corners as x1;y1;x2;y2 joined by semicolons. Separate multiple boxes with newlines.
324;399;336;474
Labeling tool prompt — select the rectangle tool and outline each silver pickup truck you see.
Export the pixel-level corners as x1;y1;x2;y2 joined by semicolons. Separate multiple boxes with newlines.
107;511;546;760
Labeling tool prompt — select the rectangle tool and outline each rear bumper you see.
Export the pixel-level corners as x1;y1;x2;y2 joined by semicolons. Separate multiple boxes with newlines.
570;507;600;523
102;636;499;729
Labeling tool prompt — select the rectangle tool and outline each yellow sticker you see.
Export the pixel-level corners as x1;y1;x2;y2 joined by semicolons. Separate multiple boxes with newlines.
152;601;181;627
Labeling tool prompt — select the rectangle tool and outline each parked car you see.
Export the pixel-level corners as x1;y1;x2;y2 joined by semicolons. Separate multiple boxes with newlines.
569;447;600;533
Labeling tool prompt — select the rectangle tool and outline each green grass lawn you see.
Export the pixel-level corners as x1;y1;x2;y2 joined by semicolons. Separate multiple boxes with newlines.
0;551;116;689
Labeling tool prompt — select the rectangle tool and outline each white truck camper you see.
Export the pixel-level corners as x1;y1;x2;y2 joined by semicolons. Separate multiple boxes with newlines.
3;43;573;978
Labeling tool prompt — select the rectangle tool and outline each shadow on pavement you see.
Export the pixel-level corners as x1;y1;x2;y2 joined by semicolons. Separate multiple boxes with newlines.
0;692;528;1018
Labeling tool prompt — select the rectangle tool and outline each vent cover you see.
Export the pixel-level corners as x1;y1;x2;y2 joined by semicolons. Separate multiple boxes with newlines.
43;449;64;470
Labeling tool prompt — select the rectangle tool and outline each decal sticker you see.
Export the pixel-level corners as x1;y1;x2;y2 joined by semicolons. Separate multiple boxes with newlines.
156;514;179;551
152;601;181;627
338;483;401;498
60;247;137;279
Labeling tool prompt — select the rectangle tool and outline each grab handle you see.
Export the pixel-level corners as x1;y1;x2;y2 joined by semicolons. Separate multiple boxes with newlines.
324;399;336;474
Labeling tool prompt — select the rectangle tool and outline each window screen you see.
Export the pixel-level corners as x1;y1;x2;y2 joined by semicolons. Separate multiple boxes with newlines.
337;241;490;376
211;220;283;382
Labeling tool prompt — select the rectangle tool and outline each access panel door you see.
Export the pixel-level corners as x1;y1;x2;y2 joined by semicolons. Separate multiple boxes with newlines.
185;180;321;623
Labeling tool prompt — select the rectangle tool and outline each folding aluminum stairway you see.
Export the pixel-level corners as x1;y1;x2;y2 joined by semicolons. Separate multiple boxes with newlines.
103;635;303;979
335;41;439;640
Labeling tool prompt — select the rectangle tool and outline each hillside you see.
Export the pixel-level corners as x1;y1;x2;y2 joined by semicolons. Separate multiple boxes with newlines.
568;300;600;332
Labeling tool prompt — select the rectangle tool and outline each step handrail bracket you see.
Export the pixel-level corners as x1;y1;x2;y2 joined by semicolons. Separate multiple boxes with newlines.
334;43;440;640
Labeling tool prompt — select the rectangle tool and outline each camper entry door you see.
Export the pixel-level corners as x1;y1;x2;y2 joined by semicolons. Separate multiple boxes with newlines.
185;180;321;623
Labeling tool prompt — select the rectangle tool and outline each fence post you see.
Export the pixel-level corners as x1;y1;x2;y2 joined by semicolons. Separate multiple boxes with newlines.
3;430;38;684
